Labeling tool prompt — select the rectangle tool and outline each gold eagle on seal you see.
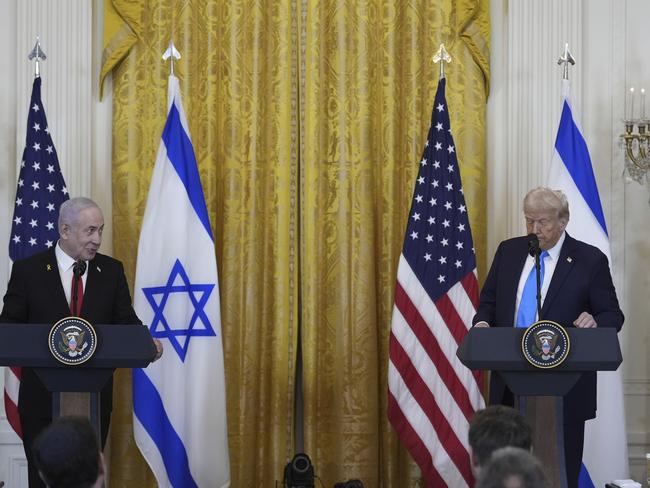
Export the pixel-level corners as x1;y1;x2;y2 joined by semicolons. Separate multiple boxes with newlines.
532;328;561;360
58;330;87;357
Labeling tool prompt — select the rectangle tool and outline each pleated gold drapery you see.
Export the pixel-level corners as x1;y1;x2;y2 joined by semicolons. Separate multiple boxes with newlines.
102;0;489;486
299;1;489;485
103;0;299;486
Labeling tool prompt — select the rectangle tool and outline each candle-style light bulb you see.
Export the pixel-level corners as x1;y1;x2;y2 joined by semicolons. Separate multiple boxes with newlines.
641;88;646;120
629;87;635;121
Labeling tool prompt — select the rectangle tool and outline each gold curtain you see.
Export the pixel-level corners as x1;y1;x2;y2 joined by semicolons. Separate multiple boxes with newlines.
103;0;298;486
102;0;488;486
299;0;489;485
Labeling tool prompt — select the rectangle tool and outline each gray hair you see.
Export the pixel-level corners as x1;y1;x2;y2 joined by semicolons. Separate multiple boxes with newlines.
58;197;100;229
476;447;547;488
523;187;569;222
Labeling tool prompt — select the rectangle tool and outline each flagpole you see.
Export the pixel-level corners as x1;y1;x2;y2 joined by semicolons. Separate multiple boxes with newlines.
132;63;230;487
549;43;630;487
388;47;484;487
432;43;451;79
28;36;46;79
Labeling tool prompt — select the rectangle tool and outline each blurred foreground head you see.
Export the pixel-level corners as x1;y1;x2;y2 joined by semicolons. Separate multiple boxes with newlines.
32;416;104;488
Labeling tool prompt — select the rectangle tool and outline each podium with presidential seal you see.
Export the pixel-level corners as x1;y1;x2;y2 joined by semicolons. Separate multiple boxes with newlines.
0;317;156;435
457;322;623;488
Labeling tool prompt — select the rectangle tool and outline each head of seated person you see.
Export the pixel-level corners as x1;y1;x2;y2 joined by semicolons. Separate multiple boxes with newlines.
32;416;104;488
468;405;532;478
476;446;547;488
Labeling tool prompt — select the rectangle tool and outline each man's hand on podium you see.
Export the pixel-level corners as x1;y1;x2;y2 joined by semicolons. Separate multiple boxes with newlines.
152;338;163;361
573;311;597;328
474;321;490;328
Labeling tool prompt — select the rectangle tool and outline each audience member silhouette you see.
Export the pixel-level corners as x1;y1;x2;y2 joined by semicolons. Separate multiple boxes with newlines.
469;405;532;478
475;446;547;488
32;416;104;488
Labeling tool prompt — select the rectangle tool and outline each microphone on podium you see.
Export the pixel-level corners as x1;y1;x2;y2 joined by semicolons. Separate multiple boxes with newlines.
526;233;544;320
71;259;86;316
527;233;540;257
73;259;86;278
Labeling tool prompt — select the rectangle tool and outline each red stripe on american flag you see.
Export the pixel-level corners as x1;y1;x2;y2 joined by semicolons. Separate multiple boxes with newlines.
459;274;483;386
387;392;446;487
460;273;479;307
389;332;473;486
394;282;476;421
4;366;22;438
434;293;470;346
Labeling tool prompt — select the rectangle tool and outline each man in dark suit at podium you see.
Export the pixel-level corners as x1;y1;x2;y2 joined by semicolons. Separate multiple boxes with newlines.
0;197;162;488
472;187;624;488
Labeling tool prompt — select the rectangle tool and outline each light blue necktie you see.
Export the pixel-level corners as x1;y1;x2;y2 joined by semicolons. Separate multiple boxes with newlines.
516;250;549;327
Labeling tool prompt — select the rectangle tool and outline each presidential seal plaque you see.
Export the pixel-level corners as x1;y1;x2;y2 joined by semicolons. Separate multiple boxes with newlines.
521;320;570;369
48;317;98;365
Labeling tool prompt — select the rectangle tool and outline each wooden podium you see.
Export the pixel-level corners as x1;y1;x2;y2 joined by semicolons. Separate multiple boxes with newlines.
0;323;156;435
457;327;622;487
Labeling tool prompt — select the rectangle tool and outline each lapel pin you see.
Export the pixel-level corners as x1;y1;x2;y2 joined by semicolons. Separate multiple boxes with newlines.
96;266;101;273
567;257;573;263
46;264;51;271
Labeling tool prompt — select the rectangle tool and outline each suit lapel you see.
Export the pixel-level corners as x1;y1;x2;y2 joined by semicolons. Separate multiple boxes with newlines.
542;234;577;316
80;257;101;317
43;247;71;317
505;242;529;320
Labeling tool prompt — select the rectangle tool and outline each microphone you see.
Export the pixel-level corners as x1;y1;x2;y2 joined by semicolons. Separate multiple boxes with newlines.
73;260;87;278
71;260;86;317
526;233;544;321
526;233;540;257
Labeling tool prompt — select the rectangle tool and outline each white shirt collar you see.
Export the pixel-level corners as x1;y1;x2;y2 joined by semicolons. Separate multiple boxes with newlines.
543;231;566;261
55;240;77;271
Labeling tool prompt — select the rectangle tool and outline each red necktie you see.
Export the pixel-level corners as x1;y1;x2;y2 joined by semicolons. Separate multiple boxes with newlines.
71;274;84;316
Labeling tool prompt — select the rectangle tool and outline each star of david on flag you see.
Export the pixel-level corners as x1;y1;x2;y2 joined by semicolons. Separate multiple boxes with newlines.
143;259;216;361
133;75;230;488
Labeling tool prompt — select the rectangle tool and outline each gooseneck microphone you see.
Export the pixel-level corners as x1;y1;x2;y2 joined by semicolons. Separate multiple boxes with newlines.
73;259;87;278
71;260;86;316
525;233;543;321
527;233;540;257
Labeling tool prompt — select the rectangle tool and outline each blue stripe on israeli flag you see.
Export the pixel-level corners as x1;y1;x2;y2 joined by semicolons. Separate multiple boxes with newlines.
162;103;213;240
554;100;608;236
133;369;198;488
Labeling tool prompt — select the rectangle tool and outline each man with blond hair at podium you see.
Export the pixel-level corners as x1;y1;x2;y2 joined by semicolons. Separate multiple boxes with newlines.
473;187;624;487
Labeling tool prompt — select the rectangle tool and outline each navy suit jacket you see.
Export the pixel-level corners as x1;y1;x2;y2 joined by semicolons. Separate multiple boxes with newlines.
473;233;624;422
0;247;141;440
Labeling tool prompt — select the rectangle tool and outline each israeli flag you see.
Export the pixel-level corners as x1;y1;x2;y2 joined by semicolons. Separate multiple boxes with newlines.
548;79;629;488
133;75;230;488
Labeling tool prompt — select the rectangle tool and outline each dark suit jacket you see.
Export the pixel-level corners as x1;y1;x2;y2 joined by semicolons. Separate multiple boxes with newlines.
473;233;624;422
0;247;141;441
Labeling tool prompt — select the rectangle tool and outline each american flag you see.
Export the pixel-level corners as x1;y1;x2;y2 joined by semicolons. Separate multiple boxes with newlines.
387;77;484;487
5;76;69;438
